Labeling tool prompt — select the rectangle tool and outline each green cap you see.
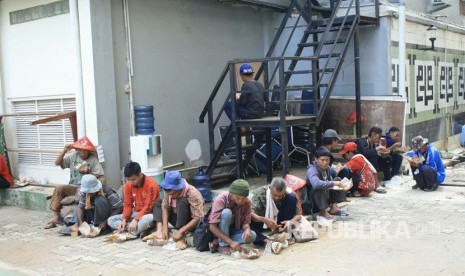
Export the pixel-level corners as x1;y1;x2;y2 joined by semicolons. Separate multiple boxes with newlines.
229;179;250;197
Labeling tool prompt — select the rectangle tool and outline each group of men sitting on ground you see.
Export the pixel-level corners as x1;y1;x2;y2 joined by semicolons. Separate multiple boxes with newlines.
42;129;445;254
308;127;445;221
43;136;316;254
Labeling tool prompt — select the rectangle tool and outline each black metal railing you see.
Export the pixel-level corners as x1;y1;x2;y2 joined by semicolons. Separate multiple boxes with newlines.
199;0;380;172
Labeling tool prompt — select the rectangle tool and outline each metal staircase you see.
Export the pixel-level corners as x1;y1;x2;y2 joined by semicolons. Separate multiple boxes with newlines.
199;0;379;184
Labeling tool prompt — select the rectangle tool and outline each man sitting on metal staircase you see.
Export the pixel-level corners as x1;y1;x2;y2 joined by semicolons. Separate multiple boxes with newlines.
224;63;265;120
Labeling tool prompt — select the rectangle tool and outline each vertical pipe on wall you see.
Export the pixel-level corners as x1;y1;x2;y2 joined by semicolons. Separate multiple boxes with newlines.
398;0;406;146
123;0;135;136
354;0;362;138
69;0;86;137
354;31;361;138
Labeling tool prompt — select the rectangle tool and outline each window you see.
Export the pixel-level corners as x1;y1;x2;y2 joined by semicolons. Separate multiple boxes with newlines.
13;98;76;166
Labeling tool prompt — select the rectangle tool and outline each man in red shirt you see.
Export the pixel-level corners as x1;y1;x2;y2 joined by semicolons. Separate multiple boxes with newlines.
108;161;160;237
339;142;381;196
0;155;12;189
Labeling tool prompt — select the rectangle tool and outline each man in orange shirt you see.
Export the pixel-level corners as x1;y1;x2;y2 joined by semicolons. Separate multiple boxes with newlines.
0;155;13;189
108;161;160;237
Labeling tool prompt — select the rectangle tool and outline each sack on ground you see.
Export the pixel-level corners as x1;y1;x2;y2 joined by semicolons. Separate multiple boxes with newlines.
290;216;318;242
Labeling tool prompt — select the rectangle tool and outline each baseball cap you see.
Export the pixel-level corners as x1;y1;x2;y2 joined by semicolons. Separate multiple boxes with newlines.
239;64;254;75
412;136;429;149
323;129;341;141
339;142;357;155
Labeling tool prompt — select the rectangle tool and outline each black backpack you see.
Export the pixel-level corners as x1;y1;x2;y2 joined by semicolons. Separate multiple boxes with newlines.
193;209;213;252
299;184;313;215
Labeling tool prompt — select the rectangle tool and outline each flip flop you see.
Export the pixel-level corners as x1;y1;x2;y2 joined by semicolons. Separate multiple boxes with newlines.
44;221;58;229
218;246;231;255
58;226;72;236
329;210;349;216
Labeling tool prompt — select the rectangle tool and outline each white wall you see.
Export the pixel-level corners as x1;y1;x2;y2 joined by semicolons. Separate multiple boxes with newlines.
0;0;75;183
0;0;121;187
0;1;76;100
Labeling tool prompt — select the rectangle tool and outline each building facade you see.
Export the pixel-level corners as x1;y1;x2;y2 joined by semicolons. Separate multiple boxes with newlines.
0;0;464;186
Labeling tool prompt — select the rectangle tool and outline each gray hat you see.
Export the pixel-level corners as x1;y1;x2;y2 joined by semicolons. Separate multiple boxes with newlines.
80;174;102;194
323;129;341;141
412;136;429;149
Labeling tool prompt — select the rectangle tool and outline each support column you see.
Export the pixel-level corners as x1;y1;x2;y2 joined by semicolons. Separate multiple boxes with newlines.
77;0;121;188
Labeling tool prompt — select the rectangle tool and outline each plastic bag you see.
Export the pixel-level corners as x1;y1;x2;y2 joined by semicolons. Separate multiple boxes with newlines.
78;221;101;238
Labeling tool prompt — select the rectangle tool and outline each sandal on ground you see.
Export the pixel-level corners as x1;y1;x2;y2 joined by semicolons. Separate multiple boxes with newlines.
375;186;387;194
287;238;296;245
58;226;72;236
209;239;219;253
323;214;335;221
44;221;58;229
218;246;231;255
329;210;349;216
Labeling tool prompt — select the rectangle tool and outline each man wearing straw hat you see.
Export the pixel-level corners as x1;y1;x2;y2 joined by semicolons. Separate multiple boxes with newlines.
44;136;104;229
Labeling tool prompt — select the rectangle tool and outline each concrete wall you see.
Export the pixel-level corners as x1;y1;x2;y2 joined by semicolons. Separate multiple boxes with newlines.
332;17;392;96
110;0;278;168
322;97;405;136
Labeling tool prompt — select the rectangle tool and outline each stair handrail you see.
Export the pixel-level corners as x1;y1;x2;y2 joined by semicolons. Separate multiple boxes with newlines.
314;0;358;125
316;0;357;86
316;0;381;125
199;63;229;123
255;0;298;81
313;0;345;58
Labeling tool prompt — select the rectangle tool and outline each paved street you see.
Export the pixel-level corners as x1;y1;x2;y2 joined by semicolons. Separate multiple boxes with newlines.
1;166;465;276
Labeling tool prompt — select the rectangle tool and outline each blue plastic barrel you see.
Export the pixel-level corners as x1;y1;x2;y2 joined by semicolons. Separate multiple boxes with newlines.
134;105;155;135
461;125;465;147
192;167;212;203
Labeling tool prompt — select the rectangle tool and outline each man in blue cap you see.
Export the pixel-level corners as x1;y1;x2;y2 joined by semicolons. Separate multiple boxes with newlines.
144;171;204;246
224;63;265;120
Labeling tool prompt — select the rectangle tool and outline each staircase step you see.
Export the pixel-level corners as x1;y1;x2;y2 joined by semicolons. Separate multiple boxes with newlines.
312;15;356;28
319;53;341;59
240;129;266;137
284;68;335;75
224;144;256;153
215;159;237;168
305;25;351;35
210;172;235;182
284;84;329;91
298;39;346;48
310;6;333;15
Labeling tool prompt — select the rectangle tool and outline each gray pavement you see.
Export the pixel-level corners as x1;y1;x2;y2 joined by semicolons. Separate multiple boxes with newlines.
1;166;465;275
